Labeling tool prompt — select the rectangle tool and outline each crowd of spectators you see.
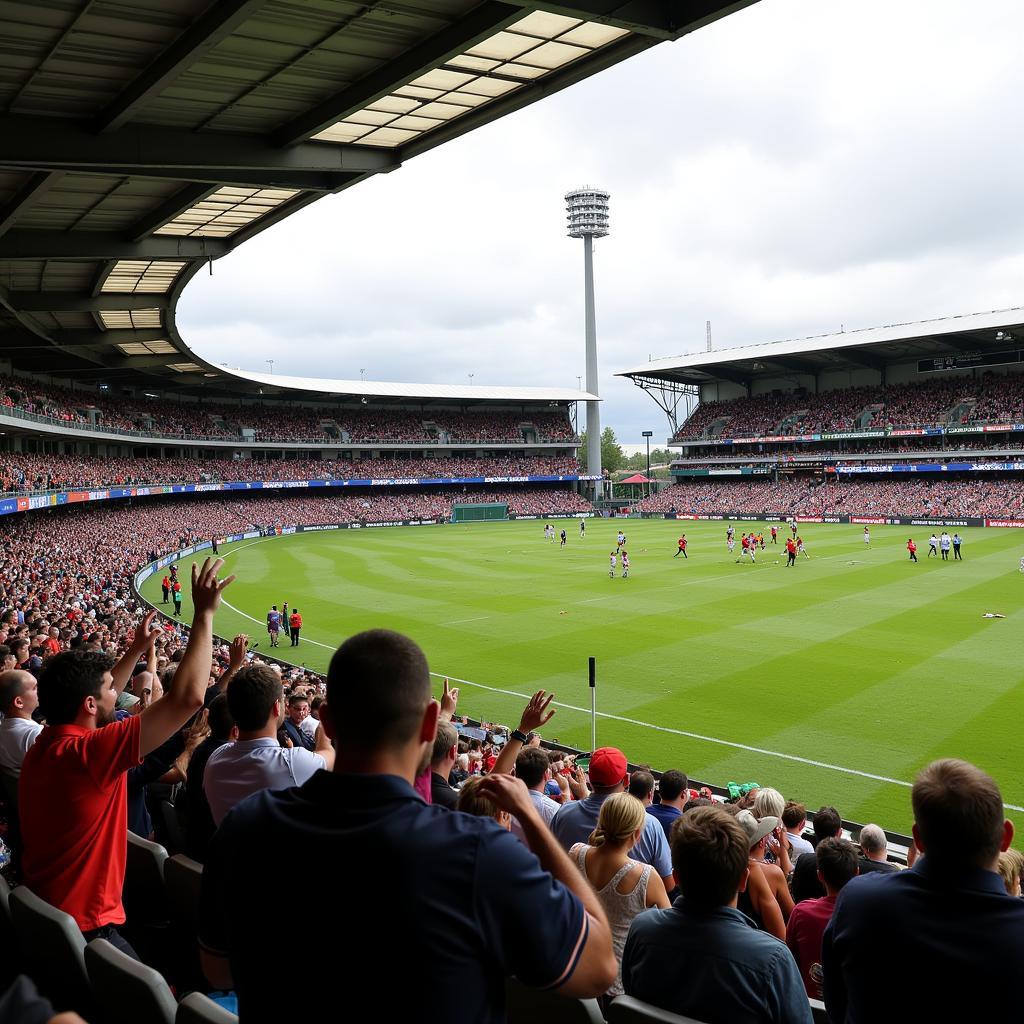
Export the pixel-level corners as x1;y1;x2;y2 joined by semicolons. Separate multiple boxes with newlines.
0;452;582;494
0;474;1020;1021
675;372;1024;441
0;375;578;444
636;477;1024;518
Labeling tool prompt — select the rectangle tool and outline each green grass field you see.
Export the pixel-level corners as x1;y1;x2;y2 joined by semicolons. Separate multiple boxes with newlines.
140;519;1024;835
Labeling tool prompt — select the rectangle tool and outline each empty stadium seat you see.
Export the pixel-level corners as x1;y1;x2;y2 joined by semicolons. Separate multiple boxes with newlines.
124;830;169;924
176;991;239;1024
506;976;605;1024
85;937;177;1024
160;798;188;854
8;885;92;1015
606;996;710;1023
164;853;206;990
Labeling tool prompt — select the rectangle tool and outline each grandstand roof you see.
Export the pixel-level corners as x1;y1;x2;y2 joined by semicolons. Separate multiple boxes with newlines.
617;307;1024;386
0;0;754;401
229;369;596;402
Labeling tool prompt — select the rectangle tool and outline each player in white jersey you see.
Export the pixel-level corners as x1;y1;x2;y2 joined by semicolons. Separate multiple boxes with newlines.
616;530;626;551
797;536;809;558
863;527;870;547
609;551;617;578
621;550;630;578
726;526;735;541
727;535;736;554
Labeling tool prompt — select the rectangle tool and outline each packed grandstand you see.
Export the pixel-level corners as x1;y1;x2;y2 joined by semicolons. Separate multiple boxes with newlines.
3;0;1023;1019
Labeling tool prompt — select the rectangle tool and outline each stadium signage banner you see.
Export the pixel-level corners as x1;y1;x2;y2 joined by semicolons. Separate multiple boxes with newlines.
985;519;1024;527
663;512;991;527
683;424;1024;446
835;461;1024;475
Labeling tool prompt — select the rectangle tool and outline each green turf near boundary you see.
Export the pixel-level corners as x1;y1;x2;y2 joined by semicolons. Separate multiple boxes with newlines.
141;519;1024;835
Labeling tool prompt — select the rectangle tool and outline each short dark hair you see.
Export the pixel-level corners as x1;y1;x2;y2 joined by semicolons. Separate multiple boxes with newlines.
912;759;1005;868
0;670;30;713
812;806;841;841
682;796;713;813
782;801;807;831
206;693;235;741
287;693;310;708
672;805;749;910
628;771;655;801
227;664;283;731
815;837;859;890
516;746;551;789
326;629;430;751
659;769;688;802
431;721;458;765
37;650;114;725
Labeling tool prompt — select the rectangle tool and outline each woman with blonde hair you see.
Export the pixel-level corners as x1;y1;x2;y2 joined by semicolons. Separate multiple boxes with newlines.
997;849;1024;897
455;776;510;830
570;793;670;998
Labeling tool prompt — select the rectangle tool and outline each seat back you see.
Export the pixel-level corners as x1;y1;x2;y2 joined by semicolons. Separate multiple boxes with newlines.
9;886;91;1014
506;977;605;1024
85;937;177;1024
607;995;711;1023
810;997;829;1023
0;875;18;986
125;830;169;924
160;799;188;854
165;853;204;936
176;991;239;1024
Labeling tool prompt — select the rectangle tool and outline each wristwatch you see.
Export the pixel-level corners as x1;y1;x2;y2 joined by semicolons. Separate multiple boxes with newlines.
511;729;529;745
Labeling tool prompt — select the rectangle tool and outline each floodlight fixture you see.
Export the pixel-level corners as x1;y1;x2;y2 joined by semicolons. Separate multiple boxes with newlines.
565;186;610;486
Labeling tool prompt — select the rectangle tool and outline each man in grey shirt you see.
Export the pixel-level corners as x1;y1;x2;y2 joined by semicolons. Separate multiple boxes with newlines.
0;670;42;777
204;663;333;825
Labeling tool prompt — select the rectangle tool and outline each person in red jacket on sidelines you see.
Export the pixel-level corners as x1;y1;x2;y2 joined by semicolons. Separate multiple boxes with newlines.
289;609;303;647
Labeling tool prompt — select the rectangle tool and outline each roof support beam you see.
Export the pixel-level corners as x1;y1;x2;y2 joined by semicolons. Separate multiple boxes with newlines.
840;348;887;373
0;117;397;178
0;231;227;261
0;171;61;239
5;164;360;191
45;328;170;349
128;185;219;242
4;293;170;313
94;0;272;132
765;356;822;376
273;2;526;147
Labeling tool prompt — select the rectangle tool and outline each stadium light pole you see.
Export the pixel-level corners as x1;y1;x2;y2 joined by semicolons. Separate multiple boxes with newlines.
266;359;274;375
566;187;609;498
642;430;653;499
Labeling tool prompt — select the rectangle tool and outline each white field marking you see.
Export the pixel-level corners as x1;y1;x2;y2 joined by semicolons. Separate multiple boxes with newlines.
443;615;490;625
211;537;1024;812
424;671;1024;813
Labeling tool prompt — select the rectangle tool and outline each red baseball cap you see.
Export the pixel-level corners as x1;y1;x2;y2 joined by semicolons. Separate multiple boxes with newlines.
588;747;629;788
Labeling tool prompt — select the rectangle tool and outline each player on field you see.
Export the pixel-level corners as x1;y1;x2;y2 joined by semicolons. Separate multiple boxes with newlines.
616;530;626;551
790;519;798;538
757;532;765;550
785;537;797;567
560;529;567;547
727;532;736;555
907;538;918;562
580;518;586;538
770;525;778;544
621;550;630;579
674;535;688;558
739;534;756;564
863;526;870;547
953;532;962;560
727;525;735;542
609;551;617;578
928;533;939;558
940;531;951;560
796;535;809;558
267;605;282;647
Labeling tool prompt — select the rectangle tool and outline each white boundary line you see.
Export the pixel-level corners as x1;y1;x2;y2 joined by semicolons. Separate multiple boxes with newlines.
210;534;1024;812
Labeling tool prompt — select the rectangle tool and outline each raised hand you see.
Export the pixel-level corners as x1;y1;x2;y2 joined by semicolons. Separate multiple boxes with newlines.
129;610;160;653
228;633;249;671
439;677;459;721
518;690;556;734
191;557;235;617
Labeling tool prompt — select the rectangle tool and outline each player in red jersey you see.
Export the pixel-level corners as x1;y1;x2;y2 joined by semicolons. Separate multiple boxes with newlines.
674;535;688;559
907;538;918;562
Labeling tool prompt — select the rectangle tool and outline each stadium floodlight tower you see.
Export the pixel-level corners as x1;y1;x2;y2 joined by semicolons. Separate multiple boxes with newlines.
566;186;610;490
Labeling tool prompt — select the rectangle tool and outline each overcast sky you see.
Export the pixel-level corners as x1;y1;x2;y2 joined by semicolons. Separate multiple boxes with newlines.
178;0;1024;444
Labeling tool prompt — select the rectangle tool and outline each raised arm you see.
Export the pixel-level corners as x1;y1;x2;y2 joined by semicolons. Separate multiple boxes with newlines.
313;719;335;771
110;610;160;695
212;634;248;694
139;558;234;757
491;690;555;777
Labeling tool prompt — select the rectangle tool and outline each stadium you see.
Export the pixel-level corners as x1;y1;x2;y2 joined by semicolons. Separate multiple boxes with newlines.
0;1;1021;1022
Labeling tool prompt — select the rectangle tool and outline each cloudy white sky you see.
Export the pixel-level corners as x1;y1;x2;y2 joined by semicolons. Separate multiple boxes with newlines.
178;0;1024;444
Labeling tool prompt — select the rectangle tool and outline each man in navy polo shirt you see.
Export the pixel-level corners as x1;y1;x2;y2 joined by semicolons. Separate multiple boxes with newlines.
647;769;689;841
551;746;675;893
198;629;616;1023
822;759;1024;1022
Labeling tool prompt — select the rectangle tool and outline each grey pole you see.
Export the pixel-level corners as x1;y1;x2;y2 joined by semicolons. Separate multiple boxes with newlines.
583;232;601;484
566;187;610;501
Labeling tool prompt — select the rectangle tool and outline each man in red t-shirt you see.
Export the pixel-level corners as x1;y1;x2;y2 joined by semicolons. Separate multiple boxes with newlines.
786;538;797;567
674;536;688;559
289;609;302;647
786;838;859;996
907;538;918;562
20;558;235;958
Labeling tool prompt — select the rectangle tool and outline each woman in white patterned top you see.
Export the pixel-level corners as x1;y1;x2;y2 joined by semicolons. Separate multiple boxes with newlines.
570;794;670;997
